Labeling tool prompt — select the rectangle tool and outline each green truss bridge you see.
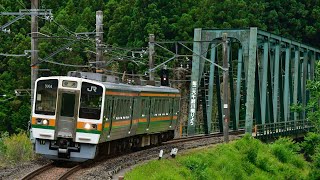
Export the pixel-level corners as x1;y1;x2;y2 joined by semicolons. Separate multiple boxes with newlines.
181;27;319;139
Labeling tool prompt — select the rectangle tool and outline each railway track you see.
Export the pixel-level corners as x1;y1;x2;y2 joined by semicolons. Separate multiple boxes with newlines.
22;131;244;179
165;130;245;144
21;161;82;180
22;163;54;180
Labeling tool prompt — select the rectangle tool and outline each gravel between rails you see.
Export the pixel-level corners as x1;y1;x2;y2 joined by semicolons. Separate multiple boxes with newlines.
31;166;69;180
70;135;241;180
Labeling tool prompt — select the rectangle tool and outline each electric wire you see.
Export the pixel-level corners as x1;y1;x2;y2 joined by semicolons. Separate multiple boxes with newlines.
0;53;27;57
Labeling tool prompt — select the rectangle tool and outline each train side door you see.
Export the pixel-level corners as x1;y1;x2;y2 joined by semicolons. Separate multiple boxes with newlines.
128;98;137;133
145;98;152;132
169;98;174;127
104;97;114;138
55;90;79;140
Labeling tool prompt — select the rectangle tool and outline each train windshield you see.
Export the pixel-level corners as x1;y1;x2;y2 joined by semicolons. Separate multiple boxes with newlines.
35;79;58;115
79;82;103;120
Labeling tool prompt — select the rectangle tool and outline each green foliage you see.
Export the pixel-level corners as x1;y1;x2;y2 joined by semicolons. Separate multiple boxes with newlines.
302;132;320;160
125;136;310;179
269;137;306;170
308;147;320;180
0;131;34;166
125;159;192;180
1;0;320;134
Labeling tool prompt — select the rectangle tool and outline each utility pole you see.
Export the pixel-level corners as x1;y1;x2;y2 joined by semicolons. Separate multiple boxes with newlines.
31;0;39;109
1;3;51;109
96;10;103;71
148;34;155;80
222;33;230;142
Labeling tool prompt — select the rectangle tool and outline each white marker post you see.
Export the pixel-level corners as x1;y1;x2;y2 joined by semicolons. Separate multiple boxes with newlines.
159;149;164;160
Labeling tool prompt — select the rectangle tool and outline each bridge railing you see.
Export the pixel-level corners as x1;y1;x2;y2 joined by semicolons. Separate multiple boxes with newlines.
254;119;313;139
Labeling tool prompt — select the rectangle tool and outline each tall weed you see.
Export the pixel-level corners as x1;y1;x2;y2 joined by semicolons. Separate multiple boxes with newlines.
308;147;320;179
302;132;320;160
270;137;301;164
0;132;34;166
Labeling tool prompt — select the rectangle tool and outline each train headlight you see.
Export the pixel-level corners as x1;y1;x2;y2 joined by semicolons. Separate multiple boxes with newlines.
36;118;49;125
42;119;49;125
84;123;91;130
84;123;98;130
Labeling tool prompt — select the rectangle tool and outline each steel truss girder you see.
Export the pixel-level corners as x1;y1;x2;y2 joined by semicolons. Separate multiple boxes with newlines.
188;27;320;136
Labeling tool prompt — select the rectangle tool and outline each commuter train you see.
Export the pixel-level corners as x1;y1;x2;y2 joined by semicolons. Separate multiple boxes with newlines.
31;72;180;161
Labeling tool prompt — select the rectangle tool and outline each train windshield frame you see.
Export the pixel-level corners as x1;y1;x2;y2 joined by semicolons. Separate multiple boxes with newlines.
35;79;58;115
79;82;103;120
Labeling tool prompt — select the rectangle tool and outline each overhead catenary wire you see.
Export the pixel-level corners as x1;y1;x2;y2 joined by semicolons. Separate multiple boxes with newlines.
0;53;27;57
4;2;154;74
38;58;90;68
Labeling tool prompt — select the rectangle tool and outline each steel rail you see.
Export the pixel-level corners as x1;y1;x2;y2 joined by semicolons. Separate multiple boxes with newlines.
21;162;54;180
58;163;83;180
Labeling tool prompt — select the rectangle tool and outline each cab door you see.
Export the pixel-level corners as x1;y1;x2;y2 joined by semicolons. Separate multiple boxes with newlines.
55;90;79;140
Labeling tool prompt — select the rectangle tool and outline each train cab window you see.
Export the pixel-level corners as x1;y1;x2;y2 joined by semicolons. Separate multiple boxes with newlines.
35;79;58;115
80;82;103;120
60;93;76;117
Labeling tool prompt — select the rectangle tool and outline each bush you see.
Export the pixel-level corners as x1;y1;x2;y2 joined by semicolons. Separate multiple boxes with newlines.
270;137;300;163
234;134;260;164
308;147;320;179
302;132;320;160
0;132;9;154
0;132;34;166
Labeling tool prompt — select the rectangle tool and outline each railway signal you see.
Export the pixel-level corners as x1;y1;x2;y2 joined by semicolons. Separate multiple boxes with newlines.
160;68;169;86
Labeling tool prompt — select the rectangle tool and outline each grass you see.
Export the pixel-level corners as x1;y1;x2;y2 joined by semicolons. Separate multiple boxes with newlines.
0;131;34;167
125;135;311;180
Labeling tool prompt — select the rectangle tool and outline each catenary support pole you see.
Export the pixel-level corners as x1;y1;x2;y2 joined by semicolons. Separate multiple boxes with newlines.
222;33;229;142
31;0;39;109
96;10;103;69
148;34;155;80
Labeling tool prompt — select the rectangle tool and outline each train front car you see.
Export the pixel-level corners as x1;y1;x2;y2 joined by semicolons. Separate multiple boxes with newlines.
31;77;104;161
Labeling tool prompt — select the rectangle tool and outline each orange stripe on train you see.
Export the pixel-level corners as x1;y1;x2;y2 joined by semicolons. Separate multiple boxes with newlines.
140;93;177;97
31;117;56;126
77;122;103;131
106;91;139;97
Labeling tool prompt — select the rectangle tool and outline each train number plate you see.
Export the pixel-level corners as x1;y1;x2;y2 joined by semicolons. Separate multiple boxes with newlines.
39;140;46;145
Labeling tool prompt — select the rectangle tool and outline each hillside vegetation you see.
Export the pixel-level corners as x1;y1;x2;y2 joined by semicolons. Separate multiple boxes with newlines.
126;135;311;180
1;0;320;133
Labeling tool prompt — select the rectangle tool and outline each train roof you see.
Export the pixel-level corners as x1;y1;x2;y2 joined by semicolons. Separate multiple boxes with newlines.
101;81;180;94
36;76;180;94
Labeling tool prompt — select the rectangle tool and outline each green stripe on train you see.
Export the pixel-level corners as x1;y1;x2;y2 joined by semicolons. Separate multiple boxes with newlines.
138;120;174;124
32;125;55;129
76;129;101;134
